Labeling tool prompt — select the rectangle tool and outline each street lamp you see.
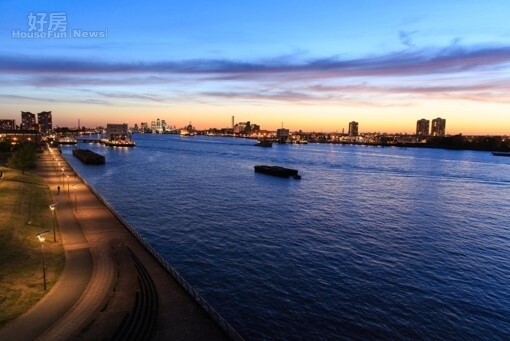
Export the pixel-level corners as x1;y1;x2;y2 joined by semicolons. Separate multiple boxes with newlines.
49;204;57;242
66;174;70;198
73;185;77;212
36;231;50;291
61;169;65;186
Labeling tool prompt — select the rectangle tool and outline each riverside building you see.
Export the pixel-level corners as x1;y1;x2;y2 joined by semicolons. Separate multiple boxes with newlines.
348;121;359;136
0;119;16;130
37;111;53;133
431;118;446;136
21;111;36;130
416;119;430;136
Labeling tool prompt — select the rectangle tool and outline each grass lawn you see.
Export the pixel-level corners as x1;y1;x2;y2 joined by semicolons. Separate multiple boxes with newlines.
0;166;65;327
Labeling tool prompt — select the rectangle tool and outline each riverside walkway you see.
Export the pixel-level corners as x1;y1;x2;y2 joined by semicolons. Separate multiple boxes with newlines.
0;149;236;340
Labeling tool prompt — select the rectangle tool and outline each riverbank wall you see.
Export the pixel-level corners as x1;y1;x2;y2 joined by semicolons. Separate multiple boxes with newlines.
60;153;243;340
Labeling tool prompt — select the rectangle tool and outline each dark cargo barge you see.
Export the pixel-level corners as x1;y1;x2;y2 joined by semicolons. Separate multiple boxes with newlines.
492;151;510;157
254;165;301;179
73;149;105;164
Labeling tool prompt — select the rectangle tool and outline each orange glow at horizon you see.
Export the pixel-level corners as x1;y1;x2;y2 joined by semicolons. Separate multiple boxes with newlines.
2;99;509;136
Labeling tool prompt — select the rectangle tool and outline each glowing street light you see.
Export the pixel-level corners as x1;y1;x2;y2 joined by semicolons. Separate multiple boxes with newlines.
73;185;77;212
66;174;70;198
49;204;57;242
36;231;50;291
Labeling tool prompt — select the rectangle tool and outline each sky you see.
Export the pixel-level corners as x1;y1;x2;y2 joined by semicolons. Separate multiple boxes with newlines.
1;0;509;134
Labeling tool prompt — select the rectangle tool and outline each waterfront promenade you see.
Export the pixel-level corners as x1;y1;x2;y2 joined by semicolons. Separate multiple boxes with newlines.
0;149;233;340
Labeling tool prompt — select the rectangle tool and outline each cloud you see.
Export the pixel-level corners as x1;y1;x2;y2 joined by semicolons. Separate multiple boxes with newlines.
2;44;510;81
0;93;112;105
201;89;410;107
201;90;317;103
399;30;417;48
82;90;167;102
306;81;510;104
310;81;510;94
2;44;510;106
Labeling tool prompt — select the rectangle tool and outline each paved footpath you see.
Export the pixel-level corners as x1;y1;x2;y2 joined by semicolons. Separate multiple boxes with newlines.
0;149;235;340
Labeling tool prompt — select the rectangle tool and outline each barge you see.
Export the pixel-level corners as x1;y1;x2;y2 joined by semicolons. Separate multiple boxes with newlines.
492;151;510;157
254;165;301;179
254;140;273;147
73;149;105;164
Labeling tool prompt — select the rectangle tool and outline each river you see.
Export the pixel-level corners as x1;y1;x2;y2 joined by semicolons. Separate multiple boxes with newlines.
62;134;510;339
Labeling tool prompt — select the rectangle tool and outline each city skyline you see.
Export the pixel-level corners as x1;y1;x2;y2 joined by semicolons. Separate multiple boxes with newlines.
1;1;510;134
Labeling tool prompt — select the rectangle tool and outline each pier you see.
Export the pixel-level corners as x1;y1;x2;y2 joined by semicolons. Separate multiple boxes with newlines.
75;138;102;143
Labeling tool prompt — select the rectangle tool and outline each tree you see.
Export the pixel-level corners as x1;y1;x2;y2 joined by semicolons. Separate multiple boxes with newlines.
8;142;37;174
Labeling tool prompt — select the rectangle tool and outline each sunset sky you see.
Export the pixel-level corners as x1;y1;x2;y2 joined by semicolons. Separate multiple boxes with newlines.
1;1;509;134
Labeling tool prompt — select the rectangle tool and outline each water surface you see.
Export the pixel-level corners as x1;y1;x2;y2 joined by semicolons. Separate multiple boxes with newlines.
62;135;510;339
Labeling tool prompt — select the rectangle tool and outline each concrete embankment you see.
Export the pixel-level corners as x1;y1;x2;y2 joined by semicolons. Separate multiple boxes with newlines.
0;149;242;340
70;152;243;340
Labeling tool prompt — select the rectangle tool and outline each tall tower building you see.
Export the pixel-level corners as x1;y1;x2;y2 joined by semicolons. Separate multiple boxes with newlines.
37;111;52;133
431;117;446;136
348;121;359;136
416;119;430;136
21;111;36;130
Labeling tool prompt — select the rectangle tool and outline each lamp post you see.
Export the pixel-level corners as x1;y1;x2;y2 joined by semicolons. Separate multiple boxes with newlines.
36;231;50;291
49;204;56;242
66;174;70;198
61;169;65;186
73;185;77;212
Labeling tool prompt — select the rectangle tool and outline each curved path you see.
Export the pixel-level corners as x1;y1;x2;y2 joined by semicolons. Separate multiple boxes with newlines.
0;149;233;340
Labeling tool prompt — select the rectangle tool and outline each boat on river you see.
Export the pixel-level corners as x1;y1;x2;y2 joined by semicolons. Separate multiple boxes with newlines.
255;140;273;147
58;137;77;145
101;138;135;147
254;165;301;179
492;151;510;157
73;149;105;164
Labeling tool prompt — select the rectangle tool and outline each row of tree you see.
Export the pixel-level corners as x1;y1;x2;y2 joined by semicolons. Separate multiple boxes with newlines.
0;142;38;174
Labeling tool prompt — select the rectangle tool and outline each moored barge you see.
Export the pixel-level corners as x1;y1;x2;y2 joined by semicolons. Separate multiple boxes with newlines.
492;151;510;157
254;165;301;179
254;140;273;147
73;149;105;164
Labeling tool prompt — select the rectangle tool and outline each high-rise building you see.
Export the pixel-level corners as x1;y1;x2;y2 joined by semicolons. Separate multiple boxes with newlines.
21;111;36;130
140;122;148;133
348;121;359;136
416;119;430;136
37;111;52;132
431;117;446;136
0;119;16;130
